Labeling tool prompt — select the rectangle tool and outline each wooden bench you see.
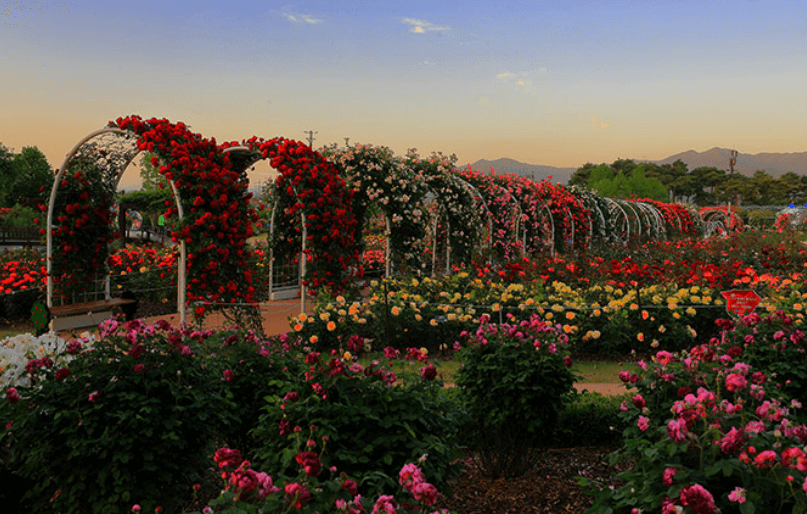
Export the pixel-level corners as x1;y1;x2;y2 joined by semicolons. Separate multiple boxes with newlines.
49;297;137;331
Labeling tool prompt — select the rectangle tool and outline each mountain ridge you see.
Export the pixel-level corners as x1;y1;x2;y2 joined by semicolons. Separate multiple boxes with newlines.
468;148;807;185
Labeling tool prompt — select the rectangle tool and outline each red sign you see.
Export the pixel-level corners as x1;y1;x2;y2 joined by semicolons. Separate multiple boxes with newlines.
720;290;762;316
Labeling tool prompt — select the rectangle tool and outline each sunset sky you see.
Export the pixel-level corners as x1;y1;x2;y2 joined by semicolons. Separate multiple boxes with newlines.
2;0;806;188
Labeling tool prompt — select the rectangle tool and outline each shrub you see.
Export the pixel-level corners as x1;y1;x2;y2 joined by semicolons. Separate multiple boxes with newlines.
585;324;807;513
0;319;235;513
552;391;629;448
193;447;449;513
205;329;305;456
715;310;807;402
252;341;466;498
455;312;576;478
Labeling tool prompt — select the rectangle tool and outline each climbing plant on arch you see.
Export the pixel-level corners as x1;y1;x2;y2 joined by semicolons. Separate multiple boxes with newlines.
403;149;487;271
321;143;430;274
232;136;360;292
111;116;260;313
47;116;261;320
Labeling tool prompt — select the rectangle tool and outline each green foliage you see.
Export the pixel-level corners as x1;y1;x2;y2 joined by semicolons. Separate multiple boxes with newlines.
0;143;17;207
590;165;668;201
0;320;235;513
252;349;466;498
10;147;54;205
0;204;39;227
138;152;170;192
456;313;576;477
204;329;305;456
552;391;629;448
118;187;173;230
0;144;53;208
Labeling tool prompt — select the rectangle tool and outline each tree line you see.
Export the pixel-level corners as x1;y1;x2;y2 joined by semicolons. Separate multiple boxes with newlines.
0;143;54;209
569;159;807;207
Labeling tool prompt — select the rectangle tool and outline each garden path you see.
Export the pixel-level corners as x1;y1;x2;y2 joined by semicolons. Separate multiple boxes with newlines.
59;298;627;397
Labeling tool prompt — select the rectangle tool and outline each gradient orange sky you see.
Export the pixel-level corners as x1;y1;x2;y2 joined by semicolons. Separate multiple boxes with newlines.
2;1;806;189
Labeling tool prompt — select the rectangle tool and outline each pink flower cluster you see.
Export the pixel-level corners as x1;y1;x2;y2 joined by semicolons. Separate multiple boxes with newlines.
398;463;438;506
213;448;280;502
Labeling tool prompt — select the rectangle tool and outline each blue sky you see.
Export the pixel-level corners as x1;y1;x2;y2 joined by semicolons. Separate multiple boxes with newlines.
2;1;806;188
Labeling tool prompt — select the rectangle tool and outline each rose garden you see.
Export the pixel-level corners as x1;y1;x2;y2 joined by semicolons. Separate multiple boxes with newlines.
1;116;807;513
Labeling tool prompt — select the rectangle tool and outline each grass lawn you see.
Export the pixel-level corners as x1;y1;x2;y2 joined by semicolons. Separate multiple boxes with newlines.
359;355;637;385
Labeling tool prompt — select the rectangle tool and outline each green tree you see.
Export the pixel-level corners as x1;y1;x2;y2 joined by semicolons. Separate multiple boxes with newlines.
568;162;601;187
0;143;20;207
10;146;53;205
590;165;668;201
689;167;727;205
139;152;169;192
646;160;689;202
771;172;803;205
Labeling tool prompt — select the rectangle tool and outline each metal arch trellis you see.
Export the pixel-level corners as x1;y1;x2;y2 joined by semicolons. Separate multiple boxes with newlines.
603;198;629;244
455;178;495;257
46;127;189;320
221;145;313;311
621;200;643;240
421;172;488;276
632;201;662;241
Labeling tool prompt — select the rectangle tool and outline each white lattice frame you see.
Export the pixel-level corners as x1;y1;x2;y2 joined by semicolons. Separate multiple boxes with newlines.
47;127;188;321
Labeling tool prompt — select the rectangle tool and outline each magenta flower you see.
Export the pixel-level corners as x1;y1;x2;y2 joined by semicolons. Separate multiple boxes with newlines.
666;418;689;442
637;415;650;432
214;447;243;469
728;486;747;503
718;427;746;454
725;373;747;393
754;450;779;469
420;364;437;381
284;483;312;509
88;391;99;402
342;479;358;496
6;387;20;403
223;369;235;382
134;363;146;373
399;462;426;490
295;451;322;477
781;447;807;472
54;367;71;382
679;483;717;514
411;481;439;506
662;467;678;486
371;495;397;514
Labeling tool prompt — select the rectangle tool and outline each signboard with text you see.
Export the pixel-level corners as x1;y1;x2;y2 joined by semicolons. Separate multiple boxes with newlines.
720;289;762;317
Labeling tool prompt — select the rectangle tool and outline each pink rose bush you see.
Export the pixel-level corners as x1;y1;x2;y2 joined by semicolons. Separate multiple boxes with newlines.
198;446;447;514
586;311;807;513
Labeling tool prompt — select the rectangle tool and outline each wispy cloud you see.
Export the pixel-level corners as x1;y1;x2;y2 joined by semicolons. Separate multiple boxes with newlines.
496;69;545;95
477;96;492;105
277;5;323;24
401;17;450;34
587;115;611;129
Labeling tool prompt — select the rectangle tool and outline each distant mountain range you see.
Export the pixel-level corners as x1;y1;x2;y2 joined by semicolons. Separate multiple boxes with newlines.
468;148;807;185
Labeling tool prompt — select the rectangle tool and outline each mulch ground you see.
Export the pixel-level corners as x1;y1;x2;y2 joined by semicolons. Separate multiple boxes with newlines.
437;446;619;513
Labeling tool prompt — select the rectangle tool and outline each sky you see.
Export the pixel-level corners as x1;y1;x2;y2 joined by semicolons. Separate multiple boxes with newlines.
2;0;807;189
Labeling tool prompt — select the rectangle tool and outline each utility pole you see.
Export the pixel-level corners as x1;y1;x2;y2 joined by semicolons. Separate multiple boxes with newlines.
303;130;317;148
729;149;737;176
